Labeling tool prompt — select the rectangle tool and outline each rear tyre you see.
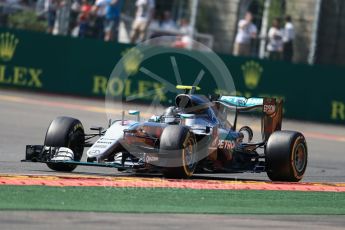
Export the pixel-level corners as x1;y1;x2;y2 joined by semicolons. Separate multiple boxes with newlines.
160;126;197;178
266;131;308;182
44;116;85;172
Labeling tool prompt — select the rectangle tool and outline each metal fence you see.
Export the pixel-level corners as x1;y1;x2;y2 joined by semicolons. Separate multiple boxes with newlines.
2;0;343;66
0;0;214;50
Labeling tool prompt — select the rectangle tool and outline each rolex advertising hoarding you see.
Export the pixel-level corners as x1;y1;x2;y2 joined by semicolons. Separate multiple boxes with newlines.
0;28;345;124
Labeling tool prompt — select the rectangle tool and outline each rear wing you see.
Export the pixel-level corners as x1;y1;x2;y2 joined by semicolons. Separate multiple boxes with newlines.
219;96;263;110
217;96;283;141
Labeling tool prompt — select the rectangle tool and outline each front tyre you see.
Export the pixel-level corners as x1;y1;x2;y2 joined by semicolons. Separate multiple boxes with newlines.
44;116;85;172
266;131;308;182
160;126;197;178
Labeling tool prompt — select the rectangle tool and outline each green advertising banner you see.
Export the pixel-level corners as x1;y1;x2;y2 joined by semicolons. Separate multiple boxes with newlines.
0;28;345;124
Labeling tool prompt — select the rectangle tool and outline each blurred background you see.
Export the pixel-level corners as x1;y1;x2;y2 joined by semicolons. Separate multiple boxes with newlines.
1;0;345;125
1;0;344;66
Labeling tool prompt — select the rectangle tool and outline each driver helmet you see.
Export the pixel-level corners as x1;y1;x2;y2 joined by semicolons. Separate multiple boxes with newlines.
163;106;179;124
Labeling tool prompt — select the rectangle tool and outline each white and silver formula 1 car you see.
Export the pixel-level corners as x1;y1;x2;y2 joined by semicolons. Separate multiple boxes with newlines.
24;85;308;181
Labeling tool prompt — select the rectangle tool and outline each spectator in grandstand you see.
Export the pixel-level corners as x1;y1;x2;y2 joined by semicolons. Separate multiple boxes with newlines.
78;0;92;38
172;18;193;49
103;0;123;42
267;18;284;61
69;0;81;35
179;18;192;35
283;15;295;62
148;12;160;30
130;0;155;43
44;0;59;34
161;11;176;31
233;12;257;57
92;0;107;39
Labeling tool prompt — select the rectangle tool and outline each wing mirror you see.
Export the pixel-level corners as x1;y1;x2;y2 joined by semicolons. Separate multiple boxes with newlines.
128;110;140;122
90;126;104;135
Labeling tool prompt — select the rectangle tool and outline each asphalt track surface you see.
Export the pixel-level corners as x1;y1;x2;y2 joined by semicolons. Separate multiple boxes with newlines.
1;89;345;228
1;89;345;182
1;211;345;230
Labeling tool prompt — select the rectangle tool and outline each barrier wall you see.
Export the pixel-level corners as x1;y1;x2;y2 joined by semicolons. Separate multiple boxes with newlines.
1;28;345;124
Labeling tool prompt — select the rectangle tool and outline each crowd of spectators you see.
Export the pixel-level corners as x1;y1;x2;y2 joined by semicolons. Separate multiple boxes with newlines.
266;16;295;61
233;11;295;61
129;0;193;48
39;0;193;46
0;0;192;46
41;0;123;41
1;0;296;61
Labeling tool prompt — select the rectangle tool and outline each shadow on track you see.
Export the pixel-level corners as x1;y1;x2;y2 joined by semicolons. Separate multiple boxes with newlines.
27;169;269;182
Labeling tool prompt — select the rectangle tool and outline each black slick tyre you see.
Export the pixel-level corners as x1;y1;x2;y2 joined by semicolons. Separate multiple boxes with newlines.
160;125;197;178
266;130;308;182
44;116;85;172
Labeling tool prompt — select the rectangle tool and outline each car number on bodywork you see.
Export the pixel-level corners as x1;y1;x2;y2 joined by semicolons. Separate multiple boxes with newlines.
263;98;276;114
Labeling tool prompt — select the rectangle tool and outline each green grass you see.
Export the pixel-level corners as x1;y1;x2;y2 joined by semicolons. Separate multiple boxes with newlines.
0;185;344;214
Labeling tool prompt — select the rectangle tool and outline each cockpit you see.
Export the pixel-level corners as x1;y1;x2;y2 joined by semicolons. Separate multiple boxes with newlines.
175;94;218;125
